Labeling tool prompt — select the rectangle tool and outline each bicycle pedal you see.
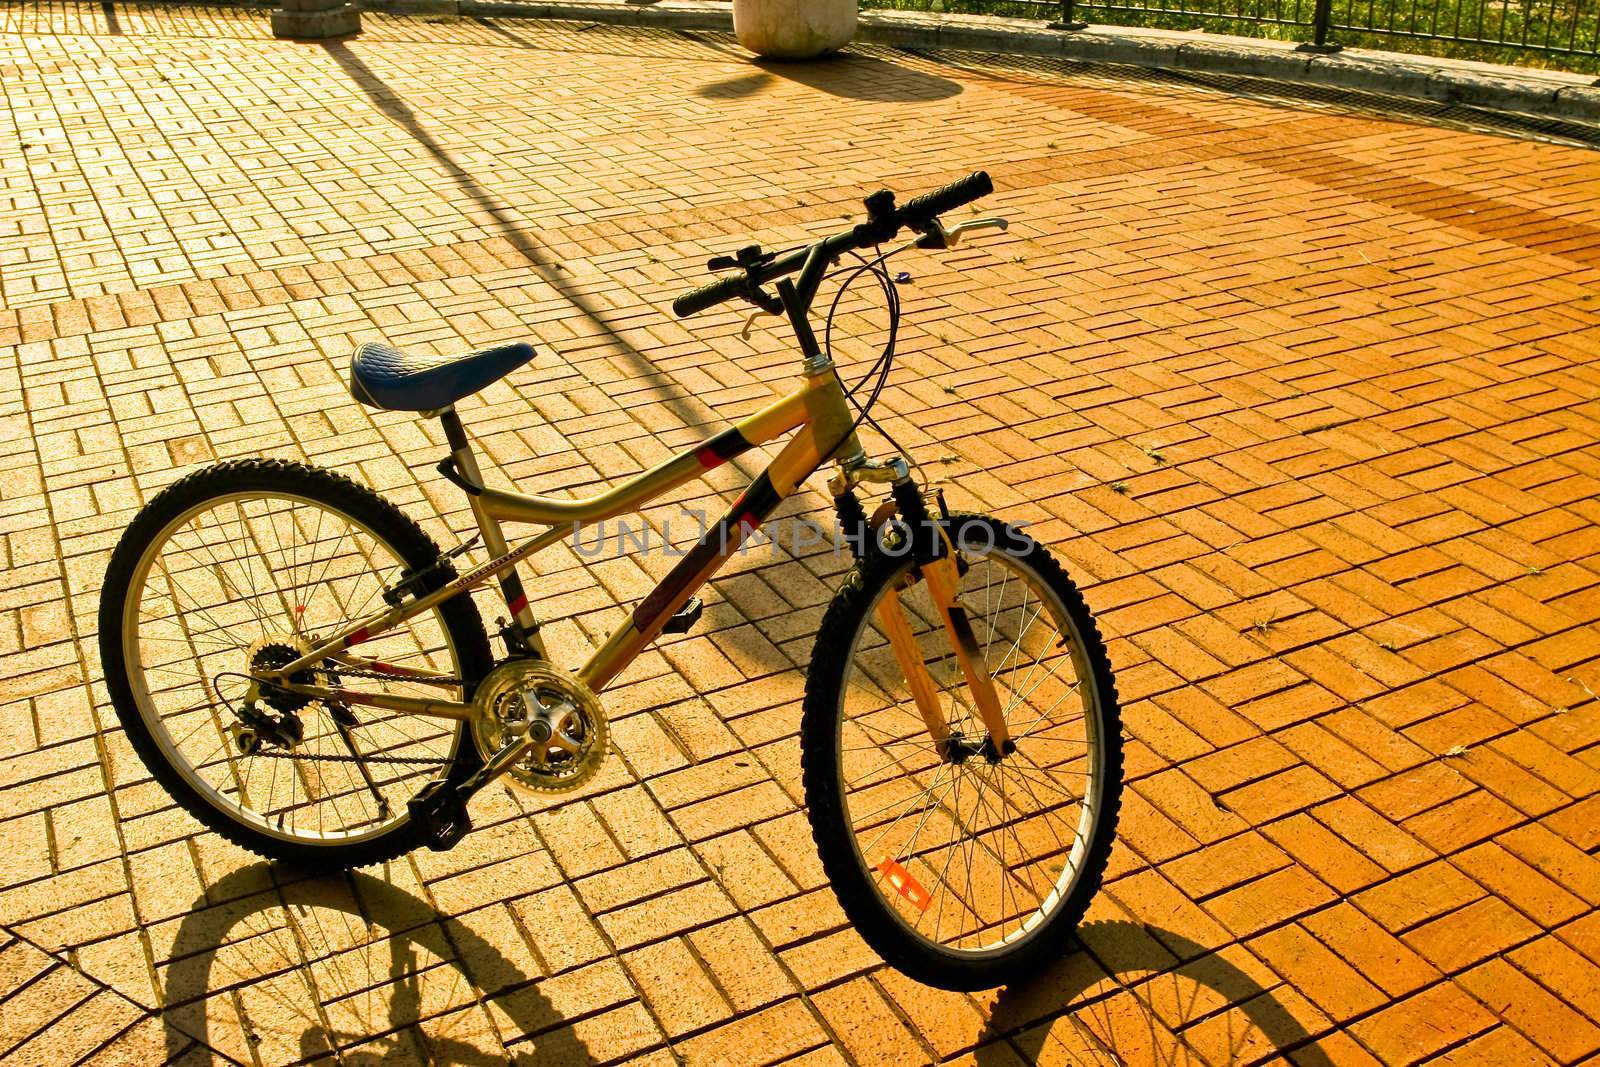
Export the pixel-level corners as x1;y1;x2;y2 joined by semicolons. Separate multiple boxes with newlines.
407;780;472;852
661;596;703;635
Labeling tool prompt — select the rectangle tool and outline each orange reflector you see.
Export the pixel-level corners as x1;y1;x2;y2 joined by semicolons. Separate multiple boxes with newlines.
876;856;932;912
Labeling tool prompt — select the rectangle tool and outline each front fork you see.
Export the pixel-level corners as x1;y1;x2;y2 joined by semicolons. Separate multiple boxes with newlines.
830;460;1011;760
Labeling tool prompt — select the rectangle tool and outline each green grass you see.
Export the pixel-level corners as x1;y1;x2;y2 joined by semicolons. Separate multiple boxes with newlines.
864;0;1600;73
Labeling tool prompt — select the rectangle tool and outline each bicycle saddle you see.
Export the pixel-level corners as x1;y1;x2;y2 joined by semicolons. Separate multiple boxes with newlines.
349;340;536;412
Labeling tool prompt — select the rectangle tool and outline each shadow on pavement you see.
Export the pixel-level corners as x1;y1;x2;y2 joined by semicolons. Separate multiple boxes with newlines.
321;40;725;447
979;921;1335;1065
698;52;963;101
161;865;591;1064
321;39;829;677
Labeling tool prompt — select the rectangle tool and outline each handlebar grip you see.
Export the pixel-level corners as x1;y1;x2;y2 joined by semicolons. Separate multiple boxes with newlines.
672;274;746;318
898;171;994;227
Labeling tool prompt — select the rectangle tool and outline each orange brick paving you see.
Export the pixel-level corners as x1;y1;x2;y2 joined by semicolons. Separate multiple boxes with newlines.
1;3;1599;1063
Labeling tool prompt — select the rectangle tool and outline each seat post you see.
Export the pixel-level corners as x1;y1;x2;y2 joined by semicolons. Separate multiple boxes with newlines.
438;408;545;657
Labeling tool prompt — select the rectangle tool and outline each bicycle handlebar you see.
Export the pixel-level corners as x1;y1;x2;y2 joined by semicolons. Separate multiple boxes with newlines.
898;170;993;230
672;171;994;319
672;274;750;318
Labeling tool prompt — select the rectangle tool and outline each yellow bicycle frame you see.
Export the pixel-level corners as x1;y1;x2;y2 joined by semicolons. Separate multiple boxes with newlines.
267;219;1015;755
269;365;865;713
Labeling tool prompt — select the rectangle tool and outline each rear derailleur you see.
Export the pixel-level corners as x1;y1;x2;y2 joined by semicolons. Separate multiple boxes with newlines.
229;701;304;755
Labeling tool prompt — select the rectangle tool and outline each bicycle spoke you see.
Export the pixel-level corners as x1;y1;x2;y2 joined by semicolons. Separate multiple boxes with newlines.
123;488;467;847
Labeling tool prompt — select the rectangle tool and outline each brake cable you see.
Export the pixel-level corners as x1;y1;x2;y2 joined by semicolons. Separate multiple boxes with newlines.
822;244;931;489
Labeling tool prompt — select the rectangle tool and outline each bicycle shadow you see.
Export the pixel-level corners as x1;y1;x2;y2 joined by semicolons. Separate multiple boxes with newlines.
161;864;591;1064
978;921;1335;1065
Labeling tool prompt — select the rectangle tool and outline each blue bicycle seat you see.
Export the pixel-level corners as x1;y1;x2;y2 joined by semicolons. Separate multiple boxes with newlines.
349;341;537;412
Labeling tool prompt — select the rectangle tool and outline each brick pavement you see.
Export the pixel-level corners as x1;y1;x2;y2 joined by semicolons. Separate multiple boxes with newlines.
2;4;1599;1063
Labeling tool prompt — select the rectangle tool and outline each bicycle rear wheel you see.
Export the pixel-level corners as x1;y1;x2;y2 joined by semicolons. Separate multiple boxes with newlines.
99;459;493;867
801;513;1121;990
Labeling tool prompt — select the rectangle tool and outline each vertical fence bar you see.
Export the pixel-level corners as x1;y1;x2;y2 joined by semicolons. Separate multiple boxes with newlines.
1297;0;1342;50
1050;0;1088;30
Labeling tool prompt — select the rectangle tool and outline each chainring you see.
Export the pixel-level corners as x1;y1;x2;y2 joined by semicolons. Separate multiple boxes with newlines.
471;660;609;794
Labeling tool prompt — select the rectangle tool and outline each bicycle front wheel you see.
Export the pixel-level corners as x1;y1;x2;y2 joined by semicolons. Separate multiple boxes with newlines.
801;513;1121;990
99;459;494;867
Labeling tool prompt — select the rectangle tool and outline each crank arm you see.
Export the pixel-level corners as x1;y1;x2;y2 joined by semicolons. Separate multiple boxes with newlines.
457;733;538;795
409;730;543;851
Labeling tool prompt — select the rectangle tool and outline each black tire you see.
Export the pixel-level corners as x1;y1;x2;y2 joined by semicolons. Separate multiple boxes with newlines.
801;513;1121;991
99;459;494;868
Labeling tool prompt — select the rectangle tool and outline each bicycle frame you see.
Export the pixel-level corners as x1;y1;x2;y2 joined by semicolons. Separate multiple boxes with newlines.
267;214;1015;755
268;365;864;714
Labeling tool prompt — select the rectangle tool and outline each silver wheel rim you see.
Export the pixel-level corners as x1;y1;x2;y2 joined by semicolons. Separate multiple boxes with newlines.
834;537;1104;957
121;490;468;847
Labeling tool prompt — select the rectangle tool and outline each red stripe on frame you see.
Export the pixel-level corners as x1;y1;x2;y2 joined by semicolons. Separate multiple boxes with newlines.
738;511;761;534
695;445;722;470
346;628;370;647
508;594;529;615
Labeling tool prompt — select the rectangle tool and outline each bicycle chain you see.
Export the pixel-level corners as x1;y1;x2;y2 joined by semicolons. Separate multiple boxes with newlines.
329;667;463;685
246;749;450;766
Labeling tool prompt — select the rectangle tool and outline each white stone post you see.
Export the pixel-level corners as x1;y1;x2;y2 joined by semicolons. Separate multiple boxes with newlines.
733;0;857;59
271;0;361;39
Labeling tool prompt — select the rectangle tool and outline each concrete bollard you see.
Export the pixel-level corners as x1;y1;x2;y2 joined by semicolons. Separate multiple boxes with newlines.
271;0;361;39
733;0;856;59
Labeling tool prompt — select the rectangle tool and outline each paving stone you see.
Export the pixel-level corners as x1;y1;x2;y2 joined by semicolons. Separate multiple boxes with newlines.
0;4;1598;1063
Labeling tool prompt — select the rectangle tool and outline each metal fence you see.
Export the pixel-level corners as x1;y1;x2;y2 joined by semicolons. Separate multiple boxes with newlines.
867;0;1600;65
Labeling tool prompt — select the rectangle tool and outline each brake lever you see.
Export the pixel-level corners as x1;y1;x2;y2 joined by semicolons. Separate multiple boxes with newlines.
740;307;780;340
738;279;784;338
915;217;1009;250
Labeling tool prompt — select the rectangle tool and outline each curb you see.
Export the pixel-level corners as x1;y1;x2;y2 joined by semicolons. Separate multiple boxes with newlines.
368;0;1600;125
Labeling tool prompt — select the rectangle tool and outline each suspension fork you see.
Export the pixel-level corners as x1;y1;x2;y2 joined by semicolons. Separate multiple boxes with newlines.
896;480;1012;753
831;465;1011;755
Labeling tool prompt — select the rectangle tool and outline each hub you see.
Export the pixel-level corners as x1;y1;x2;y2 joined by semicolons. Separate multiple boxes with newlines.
940;729;1014;765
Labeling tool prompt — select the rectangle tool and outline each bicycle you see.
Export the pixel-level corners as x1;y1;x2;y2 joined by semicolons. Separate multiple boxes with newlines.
99;172;1122;991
